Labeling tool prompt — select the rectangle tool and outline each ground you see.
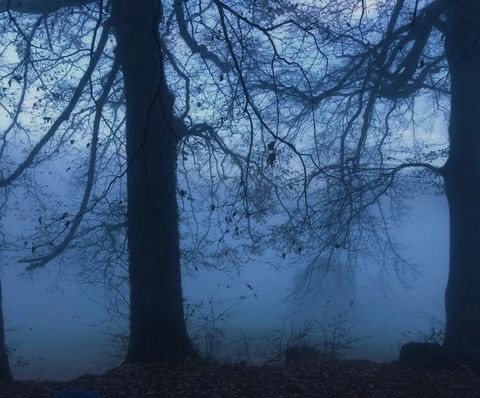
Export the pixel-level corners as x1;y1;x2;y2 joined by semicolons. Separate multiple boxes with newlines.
1;358;480;397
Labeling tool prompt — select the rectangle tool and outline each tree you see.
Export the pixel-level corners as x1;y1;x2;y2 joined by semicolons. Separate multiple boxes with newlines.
0;0;242;364
10;0;331;363
179;0;480;354
111;0;195;361
0;212;11;380
0;197;10;379
241;0;480;353
0;277;11;381
11;0;321;363
0;0;196;365
306;0;480;352
442;0;480;352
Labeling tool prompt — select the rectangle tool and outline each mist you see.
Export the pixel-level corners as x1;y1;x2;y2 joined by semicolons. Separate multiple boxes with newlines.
2;192;448;380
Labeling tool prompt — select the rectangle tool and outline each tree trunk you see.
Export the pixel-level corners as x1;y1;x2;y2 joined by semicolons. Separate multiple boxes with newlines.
112;1;195;362
0;277;12;381
443;0;480;352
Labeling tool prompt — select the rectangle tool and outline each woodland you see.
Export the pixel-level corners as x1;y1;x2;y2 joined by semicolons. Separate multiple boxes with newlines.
0;0;479;397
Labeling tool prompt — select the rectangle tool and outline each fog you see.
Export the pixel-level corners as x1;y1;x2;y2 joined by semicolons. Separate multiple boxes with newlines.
3;193;448;380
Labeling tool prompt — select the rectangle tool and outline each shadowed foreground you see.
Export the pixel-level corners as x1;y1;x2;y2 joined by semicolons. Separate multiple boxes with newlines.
1;358;480;398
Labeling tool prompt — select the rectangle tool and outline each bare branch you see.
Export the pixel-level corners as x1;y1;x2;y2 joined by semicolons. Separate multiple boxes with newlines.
21;58;120;270
173;0;232;73
0;20;111;188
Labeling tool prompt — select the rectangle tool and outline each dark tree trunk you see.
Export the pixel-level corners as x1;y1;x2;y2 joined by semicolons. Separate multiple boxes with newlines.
112;1;194;362
443;0;480;352
0;278;12;381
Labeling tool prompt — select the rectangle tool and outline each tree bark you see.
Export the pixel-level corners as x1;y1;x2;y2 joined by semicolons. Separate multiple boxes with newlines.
112;1;195;362
443;0;480;352
0;277;12;381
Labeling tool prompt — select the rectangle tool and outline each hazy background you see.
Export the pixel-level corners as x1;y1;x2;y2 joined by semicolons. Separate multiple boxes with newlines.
2;192;448;380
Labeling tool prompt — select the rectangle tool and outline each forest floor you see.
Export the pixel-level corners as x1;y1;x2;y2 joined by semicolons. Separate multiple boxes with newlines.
1;357;480;398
